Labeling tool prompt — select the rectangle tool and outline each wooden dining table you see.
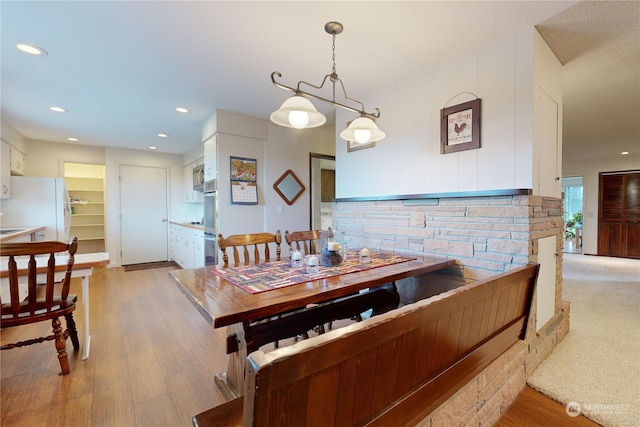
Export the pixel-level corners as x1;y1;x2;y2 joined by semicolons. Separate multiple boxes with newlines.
170;254;455;399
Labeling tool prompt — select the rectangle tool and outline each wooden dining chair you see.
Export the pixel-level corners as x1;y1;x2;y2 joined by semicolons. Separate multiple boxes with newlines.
218;231;282;267
285;230;322;255
286;228;367;333
218;231;283;347
0;236;79;375
284;229;329;337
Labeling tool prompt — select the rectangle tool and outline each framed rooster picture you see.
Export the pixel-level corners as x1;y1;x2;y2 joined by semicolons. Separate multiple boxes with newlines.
440;98;481;154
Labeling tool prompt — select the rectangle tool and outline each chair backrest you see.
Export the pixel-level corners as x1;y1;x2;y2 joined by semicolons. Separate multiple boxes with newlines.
218;231;281;267
285;230;322;255
1;237;78;327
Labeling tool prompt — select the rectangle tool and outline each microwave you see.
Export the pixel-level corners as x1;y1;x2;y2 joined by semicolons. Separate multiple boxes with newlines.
193;164;204;191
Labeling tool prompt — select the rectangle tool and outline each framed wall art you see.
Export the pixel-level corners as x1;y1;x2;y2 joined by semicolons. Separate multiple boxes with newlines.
273;169;305;205
440;98;481;154
230;156;258;204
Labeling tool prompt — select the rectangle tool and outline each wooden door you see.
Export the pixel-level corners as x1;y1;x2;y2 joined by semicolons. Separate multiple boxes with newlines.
320;169;335;202
598;171;640;259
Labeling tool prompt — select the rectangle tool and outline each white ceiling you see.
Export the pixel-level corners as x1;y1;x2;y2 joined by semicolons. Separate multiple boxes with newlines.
1;1;638;162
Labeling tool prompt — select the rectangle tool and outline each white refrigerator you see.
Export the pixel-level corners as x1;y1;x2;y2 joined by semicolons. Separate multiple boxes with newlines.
1;176;71;241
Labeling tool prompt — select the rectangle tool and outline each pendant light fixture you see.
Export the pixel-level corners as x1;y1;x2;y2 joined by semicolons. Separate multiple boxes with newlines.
270;21;385;144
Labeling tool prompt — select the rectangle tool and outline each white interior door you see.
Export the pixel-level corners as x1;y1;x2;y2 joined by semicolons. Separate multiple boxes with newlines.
536;88;561;198
120;165;168;265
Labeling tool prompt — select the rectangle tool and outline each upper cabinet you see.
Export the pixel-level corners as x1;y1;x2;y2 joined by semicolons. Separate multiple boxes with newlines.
10;147;24;176
203;134;217;183
1;141;26;198
1;141;11;199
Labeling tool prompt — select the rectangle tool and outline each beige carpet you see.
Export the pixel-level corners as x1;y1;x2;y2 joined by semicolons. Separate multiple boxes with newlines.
527;254;640;427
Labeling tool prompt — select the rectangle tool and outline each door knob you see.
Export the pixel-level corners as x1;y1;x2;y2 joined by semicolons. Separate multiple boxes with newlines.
162;218;168;222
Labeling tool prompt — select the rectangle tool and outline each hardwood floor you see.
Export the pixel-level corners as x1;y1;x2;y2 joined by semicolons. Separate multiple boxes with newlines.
496;386;601;427
1;266;601;426
1;266;229;426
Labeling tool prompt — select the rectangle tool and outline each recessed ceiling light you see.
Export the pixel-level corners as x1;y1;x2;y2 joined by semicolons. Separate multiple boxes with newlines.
49;106;67;112
157;133;168;138
621;151;629;155
176;107;189;113
67;137;78;142
149;146;157;150
17;43;47;56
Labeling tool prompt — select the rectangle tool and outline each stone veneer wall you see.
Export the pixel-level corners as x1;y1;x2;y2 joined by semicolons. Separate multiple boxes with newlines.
333;193;570;426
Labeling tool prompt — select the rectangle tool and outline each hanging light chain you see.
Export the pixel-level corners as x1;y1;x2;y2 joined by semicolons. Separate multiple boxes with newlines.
270;21;381;120
331;31;337;77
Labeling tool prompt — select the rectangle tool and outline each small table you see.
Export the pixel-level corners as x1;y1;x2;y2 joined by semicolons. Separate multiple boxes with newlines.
1;252;110;360
170;255;454;398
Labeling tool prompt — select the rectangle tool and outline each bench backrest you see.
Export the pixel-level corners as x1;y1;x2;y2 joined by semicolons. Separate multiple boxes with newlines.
243;263;539;427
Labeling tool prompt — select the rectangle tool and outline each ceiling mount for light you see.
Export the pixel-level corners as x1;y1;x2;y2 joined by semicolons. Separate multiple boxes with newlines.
270;21;385;144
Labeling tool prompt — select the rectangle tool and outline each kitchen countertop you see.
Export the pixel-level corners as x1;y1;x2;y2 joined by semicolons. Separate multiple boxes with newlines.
0;226;46;243
169;221;204;231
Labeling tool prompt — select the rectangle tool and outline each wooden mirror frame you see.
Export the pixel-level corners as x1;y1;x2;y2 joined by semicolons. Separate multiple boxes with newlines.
273;169;305;205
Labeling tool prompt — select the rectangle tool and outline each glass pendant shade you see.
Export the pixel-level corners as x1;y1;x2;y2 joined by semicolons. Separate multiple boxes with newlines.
340;117;386;143
270;95;326;129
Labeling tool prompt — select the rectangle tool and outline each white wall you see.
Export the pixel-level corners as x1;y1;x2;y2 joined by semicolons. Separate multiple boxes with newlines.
265;122;335;244
335;27;562;199
563;154;640;255
22;139;105;177
182;143;204;167
207;110;335;256
1;118;27;154
217;132;267;236
18;139;183;266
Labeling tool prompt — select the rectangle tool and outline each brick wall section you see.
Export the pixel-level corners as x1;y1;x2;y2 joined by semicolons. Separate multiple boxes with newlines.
333;195;563;280
333;194;570;425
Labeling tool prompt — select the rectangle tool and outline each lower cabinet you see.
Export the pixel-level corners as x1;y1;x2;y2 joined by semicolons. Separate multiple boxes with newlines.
169;224;204;269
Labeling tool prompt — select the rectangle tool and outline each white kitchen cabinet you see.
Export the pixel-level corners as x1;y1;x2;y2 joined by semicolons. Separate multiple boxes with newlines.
10;147;25;176
190;227;205;268
1;142;27;198
1;141;11;199
203;134;217;183
169;223;204;268
169;224;180;264
183;157;204;203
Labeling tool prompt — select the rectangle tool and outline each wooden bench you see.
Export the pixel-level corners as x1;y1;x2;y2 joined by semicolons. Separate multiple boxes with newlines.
194;263;539;427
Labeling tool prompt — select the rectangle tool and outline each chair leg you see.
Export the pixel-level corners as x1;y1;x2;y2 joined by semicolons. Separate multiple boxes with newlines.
52;317;70;375
65;313;80;351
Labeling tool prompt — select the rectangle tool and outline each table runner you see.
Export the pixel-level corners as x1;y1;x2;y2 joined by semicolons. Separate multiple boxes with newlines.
210;251;416;294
